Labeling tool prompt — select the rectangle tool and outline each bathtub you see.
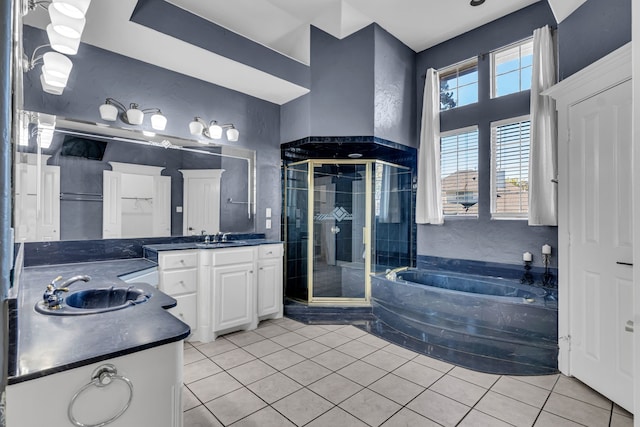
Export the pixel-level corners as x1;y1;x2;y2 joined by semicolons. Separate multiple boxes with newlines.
370;268;558;375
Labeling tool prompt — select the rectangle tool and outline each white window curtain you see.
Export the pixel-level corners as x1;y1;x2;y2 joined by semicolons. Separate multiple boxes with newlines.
416;68;443;225
528;25;558;226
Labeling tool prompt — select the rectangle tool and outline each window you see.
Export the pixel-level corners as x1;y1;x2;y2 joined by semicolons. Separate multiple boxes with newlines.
491;39;533;98
439;58;478;111
441;127;479;216
491;116;530;218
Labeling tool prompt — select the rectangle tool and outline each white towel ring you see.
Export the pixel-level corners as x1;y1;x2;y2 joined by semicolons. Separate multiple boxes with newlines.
68;364;134;427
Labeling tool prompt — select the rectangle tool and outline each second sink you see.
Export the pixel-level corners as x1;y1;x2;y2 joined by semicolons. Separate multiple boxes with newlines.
35;286;151;316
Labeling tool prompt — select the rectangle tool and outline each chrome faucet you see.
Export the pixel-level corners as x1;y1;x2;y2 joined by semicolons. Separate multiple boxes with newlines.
43;275;91;309
385;266;409;281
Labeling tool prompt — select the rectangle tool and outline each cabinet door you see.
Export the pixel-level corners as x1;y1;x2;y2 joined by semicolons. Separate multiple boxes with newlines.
168;294;197;333
153;175;171;237
212;263;254;332
257;258;282;317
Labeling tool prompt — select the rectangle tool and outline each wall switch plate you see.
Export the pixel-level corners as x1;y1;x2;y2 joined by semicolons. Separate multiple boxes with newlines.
266;207;272;218
176;206;183;213
266;219;272;229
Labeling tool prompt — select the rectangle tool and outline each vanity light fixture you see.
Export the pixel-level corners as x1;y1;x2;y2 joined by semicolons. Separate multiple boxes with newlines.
37;113;57;149
22;0;91;95
99;98;167;131
189;117;239;142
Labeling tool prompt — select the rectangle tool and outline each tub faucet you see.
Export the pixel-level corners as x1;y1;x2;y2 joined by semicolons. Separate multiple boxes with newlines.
43;275;91;309
385;266;409;281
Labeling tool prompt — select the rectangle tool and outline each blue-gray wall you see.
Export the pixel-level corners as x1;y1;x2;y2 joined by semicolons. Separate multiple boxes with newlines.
374;25;417;147
22;25;282;240
415;2;558;267
557;0;631;80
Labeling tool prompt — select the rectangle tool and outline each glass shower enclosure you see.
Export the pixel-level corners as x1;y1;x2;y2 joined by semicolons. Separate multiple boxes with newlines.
284;160;413;305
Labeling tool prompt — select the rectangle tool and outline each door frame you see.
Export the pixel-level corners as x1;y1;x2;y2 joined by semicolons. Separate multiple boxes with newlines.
545;43;632;376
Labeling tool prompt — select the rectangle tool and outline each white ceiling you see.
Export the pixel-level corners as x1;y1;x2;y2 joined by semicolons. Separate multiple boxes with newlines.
24;0;586;105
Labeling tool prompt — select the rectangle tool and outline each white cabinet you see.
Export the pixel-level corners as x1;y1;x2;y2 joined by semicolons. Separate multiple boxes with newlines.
158;251;198;340
208;247;257;340
158;243;283;343
7;341;183;427
257;244;284;320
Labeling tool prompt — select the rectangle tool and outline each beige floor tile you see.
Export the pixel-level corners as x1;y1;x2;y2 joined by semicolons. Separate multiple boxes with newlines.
449;366;500;388
335;325;368;339
282;359;332;386
475;391;541;427
183;385;200;411
224;330;265;347
241;339;284;358
534;410;583;427
337;360;387;386
254;324;289;339
289;339;331;358
362;349;409;372
271;388;334;426
356;333;390;348
308;373;363;404
611;412;634;427
311;349;357;371
183;405;222;427
184;346;206;365
316;324;348;331
306;407;369;427
513;373;559;391
553;376;612;410
313;331;353;348
412;354;455;373
226;359;277;385
393;360;444;388
543;392;611;427
197;338;239;358
381;407;440;427
407;389;471;426
335;340;378;359
430;374;487;406
230;406;296;427
247;372;302;404
210;348;256;370
613;403;633;417
381;343;419;360
188;371;244;403
260;348;306;371
369;373;425;405
491;376;550;408
205;387;266;425
295;325;331;339
183;358;223;384
270;331;308;347
339;388;402;427
458;409;513;426
277;319;307;331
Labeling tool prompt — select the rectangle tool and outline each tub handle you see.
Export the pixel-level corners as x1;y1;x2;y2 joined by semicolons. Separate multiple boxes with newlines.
625;320;634;333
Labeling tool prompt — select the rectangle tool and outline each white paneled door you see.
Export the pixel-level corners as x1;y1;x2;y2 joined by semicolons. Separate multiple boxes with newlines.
568;79;633;411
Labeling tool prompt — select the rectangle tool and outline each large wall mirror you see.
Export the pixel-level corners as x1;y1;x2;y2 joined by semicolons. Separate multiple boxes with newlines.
14;111;256;242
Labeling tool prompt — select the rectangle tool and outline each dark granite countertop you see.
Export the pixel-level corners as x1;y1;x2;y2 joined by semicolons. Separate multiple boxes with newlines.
143;238;282;252
9;258;190;385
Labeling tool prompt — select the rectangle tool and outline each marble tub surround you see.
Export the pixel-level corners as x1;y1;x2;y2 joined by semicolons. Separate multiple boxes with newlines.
371;269;558;375
23;233;267;267
417;255;559;286
9;258;190;384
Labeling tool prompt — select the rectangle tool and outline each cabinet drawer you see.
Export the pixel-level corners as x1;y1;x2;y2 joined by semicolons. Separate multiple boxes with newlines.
258;244;283;259
160;251;197;270
211;247;255;266
161;269;197;295
168;293;197;332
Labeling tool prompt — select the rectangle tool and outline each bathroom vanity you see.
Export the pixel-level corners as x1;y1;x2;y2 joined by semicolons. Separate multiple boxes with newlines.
7;257;190;427
149;240;284;342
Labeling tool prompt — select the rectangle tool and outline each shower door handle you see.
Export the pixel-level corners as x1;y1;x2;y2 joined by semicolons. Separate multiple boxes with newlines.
625;320;634;333
330;226;340;234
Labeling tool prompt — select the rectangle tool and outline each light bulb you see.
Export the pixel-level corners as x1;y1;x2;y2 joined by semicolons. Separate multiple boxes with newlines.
151;112;167;131
46;24;80;55
209;123;223;139
226;127;239;142
99;102;118;121
49;5;86;38
51;0;92;19
126;108;144;125
189;120;204;136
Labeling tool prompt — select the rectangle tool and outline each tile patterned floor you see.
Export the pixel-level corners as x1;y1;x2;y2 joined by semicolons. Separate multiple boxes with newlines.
183;318;633;427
